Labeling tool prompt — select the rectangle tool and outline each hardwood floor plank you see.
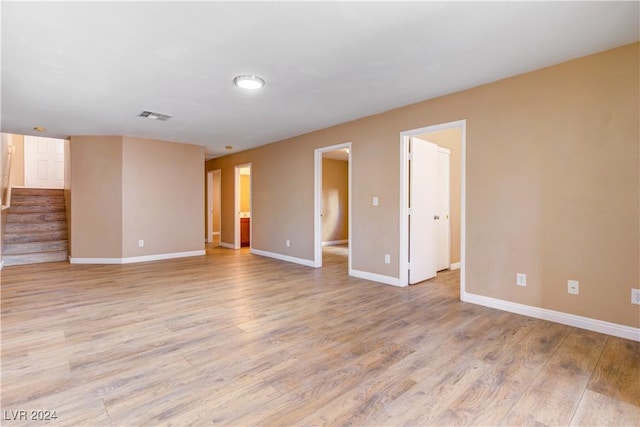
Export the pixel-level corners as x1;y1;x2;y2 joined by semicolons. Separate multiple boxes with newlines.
502;328;608;426
587;336;640;406
1;246;637;426
570;389;640;426
432;321;573;426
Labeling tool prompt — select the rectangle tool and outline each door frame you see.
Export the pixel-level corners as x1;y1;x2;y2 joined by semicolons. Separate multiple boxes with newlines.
437;146;451;271
399;120;466;294
234;163;251;249
314;142;352;269
206;169;221;243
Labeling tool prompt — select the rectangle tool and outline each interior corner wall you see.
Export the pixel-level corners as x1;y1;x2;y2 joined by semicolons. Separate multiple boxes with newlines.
207;42;639;329
121;137;204;258
322;158;349;243
71;135;205;261
70;136;124;258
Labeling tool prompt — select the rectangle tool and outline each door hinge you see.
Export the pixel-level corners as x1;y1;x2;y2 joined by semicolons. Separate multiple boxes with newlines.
408;153;412;161
408;208;412;215
407;262;411;270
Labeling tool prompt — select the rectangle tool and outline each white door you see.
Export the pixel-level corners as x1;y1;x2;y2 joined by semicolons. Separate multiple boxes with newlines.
409;137;438;284
436;147;451;271
25;136;65;189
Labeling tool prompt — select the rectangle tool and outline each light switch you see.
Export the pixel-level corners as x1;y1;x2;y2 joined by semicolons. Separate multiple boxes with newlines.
373;196;379;206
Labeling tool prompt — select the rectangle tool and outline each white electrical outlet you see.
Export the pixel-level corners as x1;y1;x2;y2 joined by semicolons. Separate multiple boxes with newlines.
138;240;144;248
632;288;640;305
568;280;579;295
384;254;390;264
516;273;526;287
286;240;290;247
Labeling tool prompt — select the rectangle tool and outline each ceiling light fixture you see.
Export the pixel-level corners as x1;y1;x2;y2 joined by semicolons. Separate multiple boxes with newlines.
33;126;46;132
233;75;265;90
225;145;233;150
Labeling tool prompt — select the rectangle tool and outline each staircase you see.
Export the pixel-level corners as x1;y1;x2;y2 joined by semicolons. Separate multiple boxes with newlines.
2;188;69;266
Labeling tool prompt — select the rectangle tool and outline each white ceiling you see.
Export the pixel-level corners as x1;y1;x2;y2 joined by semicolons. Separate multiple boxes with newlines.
2;2;638;159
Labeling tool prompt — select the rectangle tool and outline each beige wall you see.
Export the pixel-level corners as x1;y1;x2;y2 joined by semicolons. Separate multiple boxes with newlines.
121;137;204;257
322;158;348;243
207;43;639;328
71;136;204;259
417;128;461;265
70;136;123;258
64;139;72;251
0;133;8;266
213;171;221;234
240;174;250;212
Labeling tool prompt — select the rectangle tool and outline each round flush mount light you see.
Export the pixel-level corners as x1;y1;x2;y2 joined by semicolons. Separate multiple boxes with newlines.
33;126;46;132
233;75;265;90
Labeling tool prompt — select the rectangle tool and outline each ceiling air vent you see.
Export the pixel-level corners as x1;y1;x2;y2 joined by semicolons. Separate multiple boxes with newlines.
139;110;172;121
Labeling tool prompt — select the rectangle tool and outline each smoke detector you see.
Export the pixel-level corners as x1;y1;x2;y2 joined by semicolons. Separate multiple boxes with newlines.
139;110;172;121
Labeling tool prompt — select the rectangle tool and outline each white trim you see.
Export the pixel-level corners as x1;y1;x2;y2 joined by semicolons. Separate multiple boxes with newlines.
251;248;316;268
70;250;206;265
349;269;405;287
322;239;348;247
450;262;461;270
314;142;352;269
399;120;466;290
462;292;640;342
219;242;235;249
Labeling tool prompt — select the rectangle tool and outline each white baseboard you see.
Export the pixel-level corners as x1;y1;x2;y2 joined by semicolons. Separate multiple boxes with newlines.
322;239;348;247
250;248;316;268
449;262;461;270
70;250;206;265
219;242;235;249
349;269;405;287
461;291;640;342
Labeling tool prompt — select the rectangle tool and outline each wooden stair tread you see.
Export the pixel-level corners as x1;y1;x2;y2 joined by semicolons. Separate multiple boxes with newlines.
3;240;69;255
11;188;64;196
3;188;69;266
4;230;69;244
2;250;68;266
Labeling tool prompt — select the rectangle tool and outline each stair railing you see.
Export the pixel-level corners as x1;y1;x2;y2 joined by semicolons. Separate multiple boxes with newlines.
2;144;14;210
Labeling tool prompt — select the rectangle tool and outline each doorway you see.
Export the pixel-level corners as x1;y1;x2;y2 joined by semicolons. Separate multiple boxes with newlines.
399;120;465;289
234;164;251;249
24;135;66;189
207;169;221;245
314;143;351;269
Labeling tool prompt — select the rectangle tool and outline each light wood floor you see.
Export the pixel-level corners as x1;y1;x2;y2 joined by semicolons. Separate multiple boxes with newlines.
1;245;639;426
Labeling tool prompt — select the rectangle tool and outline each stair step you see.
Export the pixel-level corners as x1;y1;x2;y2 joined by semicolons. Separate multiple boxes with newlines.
3;230;69;244
8;204;66;213
3;240;69;255
12;188;64;197
2;250;68;267
10;197;65;206
7;212;67;223
3;188;69;267
6;221;67;233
